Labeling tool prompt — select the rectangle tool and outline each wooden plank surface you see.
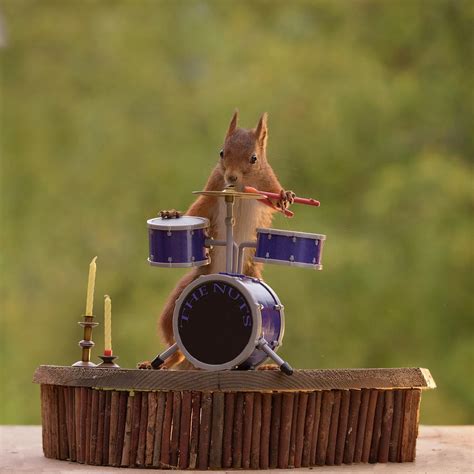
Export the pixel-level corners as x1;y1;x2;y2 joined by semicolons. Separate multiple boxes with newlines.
33;366;436;391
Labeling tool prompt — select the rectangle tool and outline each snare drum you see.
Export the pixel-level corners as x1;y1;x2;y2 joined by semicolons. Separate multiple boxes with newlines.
254;228;326;270
147;216;210;268
173;273;284;370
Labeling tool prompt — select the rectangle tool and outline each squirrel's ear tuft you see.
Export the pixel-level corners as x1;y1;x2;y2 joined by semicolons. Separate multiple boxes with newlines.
255;112;268;147
226;109;239;137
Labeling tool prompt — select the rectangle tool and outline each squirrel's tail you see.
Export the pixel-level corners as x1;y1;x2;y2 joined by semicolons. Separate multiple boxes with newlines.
159;269;200;347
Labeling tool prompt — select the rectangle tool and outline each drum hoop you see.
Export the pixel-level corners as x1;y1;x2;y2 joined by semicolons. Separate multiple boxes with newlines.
253;256;323;270
256;227;326;241
147;258;210;268
147;216;210;231
256;278;285;349
172;274;262;371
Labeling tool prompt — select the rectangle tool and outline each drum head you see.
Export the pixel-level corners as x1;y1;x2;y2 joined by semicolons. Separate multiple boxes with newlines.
147;216;209;231
173;274;260;370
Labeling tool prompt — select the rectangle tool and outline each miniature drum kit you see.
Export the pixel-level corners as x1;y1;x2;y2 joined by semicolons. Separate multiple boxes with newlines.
147;187;325;375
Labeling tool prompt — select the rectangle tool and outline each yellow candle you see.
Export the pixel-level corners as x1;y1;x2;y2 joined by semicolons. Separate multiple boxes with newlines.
85;256;97;315
104;295;112;352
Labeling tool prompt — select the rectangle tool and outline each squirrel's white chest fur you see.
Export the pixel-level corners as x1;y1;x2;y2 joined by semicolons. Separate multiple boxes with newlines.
209;199;262;273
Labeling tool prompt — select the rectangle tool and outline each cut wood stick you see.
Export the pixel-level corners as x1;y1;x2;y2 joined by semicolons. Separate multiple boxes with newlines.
42;385;52;458
145;392;158;467
74;387;81;462
95;390;106;465
152;392;166;468
170;392;181;467
343;389;362;464
378;390;394;462
108;391;120;466
353;388;370;464
160;391;174;467
409;389;422;461
310;391;322;465
294;391;309;468
178;392;192;469
326;390;341;465
369;389;385;463
89;389;99;464
315;390;334;466
188;392;201;469
250;392;262;469
85;388;92;464
136;392;148;466
232;392;245;469
242;392;255;469
58;386;68;460
115;391;128;466
102;391;111;465
79;387;88;463
67;387;77;462
260;392;272;469
401;389;421;462
197;392;212;470
389;389;404;462
209;391;225;469
335;390;350;465
121;392;134;466
63;387;72;461
269;392;282;469
222;392;235;468
129;391;143;466
40;385;48;457
288;392;300;467
302;391;316;467
361;389;379;462
278;392;295;468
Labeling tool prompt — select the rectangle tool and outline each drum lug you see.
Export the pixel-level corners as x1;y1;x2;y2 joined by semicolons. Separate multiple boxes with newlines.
274;304;284;311
255;303;264;311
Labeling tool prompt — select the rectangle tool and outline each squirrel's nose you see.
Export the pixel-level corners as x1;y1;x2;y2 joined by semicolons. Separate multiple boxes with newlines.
228;175;238;183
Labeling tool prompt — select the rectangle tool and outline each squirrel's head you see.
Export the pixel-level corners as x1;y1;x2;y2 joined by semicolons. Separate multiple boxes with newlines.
218;110;269;190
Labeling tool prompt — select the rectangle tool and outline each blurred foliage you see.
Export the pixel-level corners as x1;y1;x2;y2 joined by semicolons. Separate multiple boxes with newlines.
1;0;473;425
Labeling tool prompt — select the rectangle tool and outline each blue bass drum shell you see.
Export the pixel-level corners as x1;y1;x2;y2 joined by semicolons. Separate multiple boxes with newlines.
172;273;285;371
147;216;210;268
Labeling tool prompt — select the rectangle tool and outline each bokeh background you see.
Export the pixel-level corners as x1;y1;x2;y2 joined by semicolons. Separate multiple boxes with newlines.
1;0;472;425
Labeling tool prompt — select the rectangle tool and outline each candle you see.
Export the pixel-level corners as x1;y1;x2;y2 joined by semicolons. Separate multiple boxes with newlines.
104;295;112;356
85;256;97;316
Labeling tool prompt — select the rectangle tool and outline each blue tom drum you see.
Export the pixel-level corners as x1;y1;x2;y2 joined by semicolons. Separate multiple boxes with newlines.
147;216;210;268
254;227;326;270
173;273;285;370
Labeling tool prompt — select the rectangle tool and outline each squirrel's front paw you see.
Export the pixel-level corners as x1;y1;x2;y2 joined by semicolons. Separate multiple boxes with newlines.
277;189;295;210
137;360;153;370
159;209;182;219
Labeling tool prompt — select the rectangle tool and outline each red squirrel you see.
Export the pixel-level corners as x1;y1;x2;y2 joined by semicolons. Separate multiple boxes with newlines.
141;111;294;369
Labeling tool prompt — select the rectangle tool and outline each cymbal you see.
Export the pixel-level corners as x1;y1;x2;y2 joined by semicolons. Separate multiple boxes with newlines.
192;188;267;200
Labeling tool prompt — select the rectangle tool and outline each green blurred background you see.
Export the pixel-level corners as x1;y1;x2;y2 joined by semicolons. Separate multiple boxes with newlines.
1;0;472;425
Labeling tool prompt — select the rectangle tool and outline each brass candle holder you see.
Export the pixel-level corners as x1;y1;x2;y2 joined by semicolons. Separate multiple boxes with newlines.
72;314;99;367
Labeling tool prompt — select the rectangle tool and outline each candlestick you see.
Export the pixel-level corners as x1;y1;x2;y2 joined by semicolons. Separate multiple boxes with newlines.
104;295;112;353
85;256;97;316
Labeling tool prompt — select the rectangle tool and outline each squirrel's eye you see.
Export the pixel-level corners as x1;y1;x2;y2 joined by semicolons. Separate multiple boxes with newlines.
250;154;257;164
219;150;224;159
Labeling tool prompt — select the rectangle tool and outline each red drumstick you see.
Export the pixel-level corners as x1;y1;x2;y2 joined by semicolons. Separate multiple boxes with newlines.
245;186;320;207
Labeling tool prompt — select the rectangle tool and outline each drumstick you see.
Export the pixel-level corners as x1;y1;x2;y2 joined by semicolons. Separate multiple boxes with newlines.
244;186;320;207
244;186;294;217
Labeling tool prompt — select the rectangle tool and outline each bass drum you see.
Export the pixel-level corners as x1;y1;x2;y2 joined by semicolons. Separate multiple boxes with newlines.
173;273;285;371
